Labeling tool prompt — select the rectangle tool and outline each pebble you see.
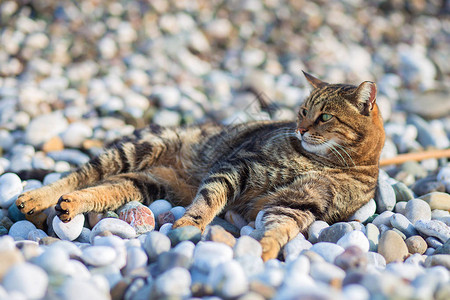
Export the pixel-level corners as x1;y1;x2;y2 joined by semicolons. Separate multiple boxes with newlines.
0;248;24;280
390;213;418;237
372;211;395;228
158;223;173;235
415;219;450;243
3;262;48;299
392;182;415;201
27;229;48;242
310;261;346;285
90;218;136;243
366;252;387;269
255;210;265;230
405;235;427;255
60;122;93;148
193;241;233;273
52;214;84;241
225;210;248;229
205;225;236;248
169;206;186;221
33;246;69;274
349;199;376;223
424;255;450;270
46;149;90;166
310;242;345;264
334;246;367;271
412;176;446;196
419;192;450;211
437;167;450;192
123;246;148;276
283;234;312;261
0;173;23;208
81;246;117;267
426;236;444;249
378;230;409;263
435;239;450;255
307;220;329;243
156;211;175;227
405;198;432;225
143;231;171;261
8;220;36;241
318;222;353;243
394;201;407;215
167;226;201;246
148;199;172;219
24;112;68;146
118;201;155;235
240;225;255;236
375;179;396;213
210;216;240;237
153;267;192;298
7;203;25;222
58;279;110;300
208;260;248;298
337;230;370;252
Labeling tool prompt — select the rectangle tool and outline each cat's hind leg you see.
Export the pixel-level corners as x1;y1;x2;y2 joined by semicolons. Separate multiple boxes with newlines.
54;172;169;222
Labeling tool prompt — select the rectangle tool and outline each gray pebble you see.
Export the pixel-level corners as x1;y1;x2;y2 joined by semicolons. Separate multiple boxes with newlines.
47;149;90;166
415;219;450;243
123;246;148;276
33;245;70;274
58;278;110;300
233;235;262;258
365;223;380;252
82;246;117;267
193;241;233;273
349;199;376;223
395;201;407;214
426;236;443;249
24;112;68;146
375;179;396;213
156;251;191;274
390;213;418;237
310;261;346;284
90;218;136;243
283;233;312;262
372;211;395;228
392;182;415;201
153;267;191;298
235;255;264;278
148;199;172;219
144;231;171;261
8;220;36;241
170;206;186;221
309;242;345;263
3;262;48;299
307;220;329;244
27;229;48;242
208;260;248;298
318;222;353;243
405;198;431;225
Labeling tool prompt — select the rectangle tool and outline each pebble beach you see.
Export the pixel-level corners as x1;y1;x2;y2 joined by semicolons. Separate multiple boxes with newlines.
0;0;449;299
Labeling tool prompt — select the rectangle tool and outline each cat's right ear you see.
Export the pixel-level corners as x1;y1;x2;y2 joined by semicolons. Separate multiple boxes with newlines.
354;81;377;115
302;71;328;89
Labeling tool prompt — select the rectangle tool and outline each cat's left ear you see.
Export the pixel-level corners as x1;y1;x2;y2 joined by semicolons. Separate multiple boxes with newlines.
354;81;377;115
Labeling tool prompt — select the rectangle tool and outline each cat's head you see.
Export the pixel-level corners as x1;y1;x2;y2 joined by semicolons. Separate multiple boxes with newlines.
296;72;385;167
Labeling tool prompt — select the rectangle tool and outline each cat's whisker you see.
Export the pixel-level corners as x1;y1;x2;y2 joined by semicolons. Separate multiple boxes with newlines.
331;142;356;167
323;141;348;167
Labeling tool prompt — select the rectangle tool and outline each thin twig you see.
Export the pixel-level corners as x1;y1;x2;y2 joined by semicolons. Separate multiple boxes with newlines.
379;149;450;166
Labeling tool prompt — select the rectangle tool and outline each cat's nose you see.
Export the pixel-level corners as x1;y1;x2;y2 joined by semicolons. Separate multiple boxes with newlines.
297;127;308;135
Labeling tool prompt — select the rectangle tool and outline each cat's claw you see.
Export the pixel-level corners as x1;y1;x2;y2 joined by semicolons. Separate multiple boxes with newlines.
16;192;45;216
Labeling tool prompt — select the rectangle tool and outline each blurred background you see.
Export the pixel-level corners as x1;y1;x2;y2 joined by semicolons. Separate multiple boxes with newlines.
0;0;449;175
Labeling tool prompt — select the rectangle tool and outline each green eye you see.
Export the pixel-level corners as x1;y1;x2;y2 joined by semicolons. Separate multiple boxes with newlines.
320;113;333;122
301;108;308;116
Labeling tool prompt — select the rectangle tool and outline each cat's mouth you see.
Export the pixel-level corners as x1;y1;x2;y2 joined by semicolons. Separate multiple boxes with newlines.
296;132;330;155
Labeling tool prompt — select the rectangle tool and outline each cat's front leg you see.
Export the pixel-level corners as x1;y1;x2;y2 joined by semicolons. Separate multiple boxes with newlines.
174;165;246;232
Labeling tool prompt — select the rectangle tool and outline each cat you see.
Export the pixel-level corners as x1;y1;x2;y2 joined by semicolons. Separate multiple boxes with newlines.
16;72;385;261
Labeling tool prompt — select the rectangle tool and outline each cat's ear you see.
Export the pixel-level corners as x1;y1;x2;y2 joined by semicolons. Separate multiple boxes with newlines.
302;71;328;89
353;81;377;115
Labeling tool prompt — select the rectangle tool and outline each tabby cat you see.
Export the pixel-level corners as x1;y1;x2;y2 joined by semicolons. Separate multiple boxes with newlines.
16;72;385;261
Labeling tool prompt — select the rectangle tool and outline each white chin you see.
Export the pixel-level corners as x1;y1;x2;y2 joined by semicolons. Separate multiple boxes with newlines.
301;140;329;155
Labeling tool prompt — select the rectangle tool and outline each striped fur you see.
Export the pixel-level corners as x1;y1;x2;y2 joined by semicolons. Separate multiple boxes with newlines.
17;73;385;261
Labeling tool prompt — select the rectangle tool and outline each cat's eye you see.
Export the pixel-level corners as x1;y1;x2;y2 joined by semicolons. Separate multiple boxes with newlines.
320;113;333;122
301;108;308;116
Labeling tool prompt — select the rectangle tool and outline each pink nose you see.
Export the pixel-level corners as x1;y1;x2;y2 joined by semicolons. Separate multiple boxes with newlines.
297;127;308;135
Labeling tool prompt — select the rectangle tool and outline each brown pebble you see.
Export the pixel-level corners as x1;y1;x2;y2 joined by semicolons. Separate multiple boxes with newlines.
205;225;236;247
249;280;276;299
420;192;450;211
378;230;409;263
39;236;61;246
405;235;427;255
334;245;368;271
42;136;64;152
157;211;176;227
88;212;104;228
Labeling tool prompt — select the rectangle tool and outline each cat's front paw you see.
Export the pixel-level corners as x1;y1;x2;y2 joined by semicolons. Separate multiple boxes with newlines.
173;217;205;232
55;194;80;223
16;191;47;216
259;236;281;261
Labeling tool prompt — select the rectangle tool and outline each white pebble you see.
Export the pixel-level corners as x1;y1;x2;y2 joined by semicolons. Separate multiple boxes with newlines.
310;242;345;263
52;214;85;241
8;220;36;241
82;246;117;267
0;173;23;208
3;263;48;299
90;218;136;243
158;223;173;235
337;230;370;252
193;241;233;273
208;260;248;298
